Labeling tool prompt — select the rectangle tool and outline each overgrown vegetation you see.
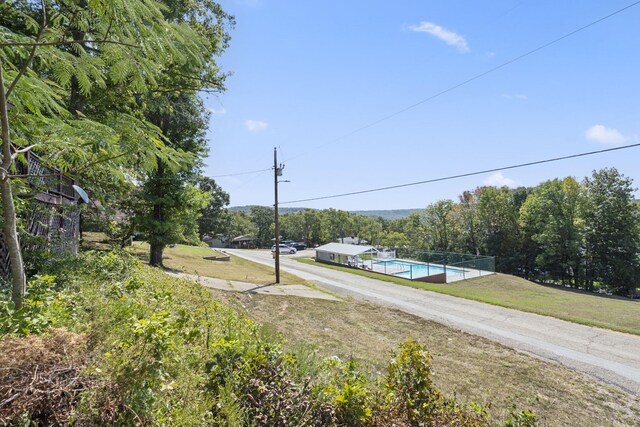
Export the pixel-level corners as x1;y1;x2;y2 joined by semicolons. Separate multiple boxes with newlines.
0;250;537;426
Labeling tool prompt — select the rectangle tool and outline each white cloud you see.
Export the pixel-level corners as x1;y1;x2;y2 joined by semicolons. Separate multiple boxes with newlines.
409;21;469;53
484;172;516;188
208;107;227;115
584;124;627;144
245;119;268;132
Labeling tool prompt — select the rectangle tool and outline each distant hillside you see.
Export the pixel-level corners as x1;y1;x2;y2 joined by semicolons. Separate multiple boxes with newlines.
349;209;422;220
229;205;307;215
229;205;421;220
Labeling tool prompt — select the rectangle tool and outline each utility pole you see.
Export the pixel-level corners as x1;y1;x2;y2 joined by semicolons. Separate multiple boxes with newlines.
273;147;283;283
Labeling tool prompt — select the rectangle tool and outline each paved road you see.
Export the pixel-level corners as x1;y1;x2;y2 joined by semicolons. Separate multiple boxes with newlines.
227;249;640;395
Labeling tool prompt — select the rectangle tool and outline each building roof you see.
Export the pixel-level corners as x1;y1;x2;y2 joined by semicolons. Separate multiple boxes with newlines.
231;235;254;242
315;242;376;256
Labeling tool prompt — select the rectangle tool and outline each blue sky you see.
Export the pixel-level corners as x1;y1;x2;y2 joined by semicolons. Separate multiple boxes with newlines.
202;0;640;210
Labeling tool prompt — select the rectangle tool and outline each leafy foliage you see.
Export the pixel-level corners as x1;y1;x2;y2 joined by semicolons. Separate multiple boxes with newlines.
581;168;640;294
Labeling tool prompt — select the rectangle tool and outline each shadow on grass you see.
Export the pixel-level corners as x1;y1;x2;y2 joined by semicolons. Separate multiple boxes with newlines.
531;280;640;302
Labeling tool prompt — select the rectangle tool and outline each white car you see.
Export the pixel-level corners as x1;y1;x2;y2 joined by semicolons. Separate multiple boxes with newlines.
271;244;297;254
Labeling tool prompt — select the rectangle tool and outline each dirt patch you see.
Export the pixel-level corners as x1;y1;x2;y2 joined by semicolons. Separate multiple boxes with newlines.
0;329;89;425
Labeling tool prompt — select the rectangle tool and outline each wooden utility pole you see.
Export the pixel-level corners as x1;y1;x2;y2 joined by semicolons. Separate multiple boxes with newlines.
273;147;281;283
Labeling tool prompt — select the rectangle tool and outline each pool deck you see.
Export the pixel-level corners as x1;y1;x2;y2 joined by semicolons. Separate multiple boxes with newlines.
369;259;493;283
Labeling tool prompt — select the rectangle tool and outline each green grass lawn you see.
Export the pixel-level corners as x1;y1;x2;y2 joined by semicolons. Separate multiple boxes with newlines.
296;258;640;335
129;242;308;286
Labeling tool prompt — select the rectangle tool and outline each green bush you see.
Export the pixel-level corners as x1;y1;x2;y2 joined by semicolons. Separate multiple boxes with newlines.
318;357;372;426
0;275;74;336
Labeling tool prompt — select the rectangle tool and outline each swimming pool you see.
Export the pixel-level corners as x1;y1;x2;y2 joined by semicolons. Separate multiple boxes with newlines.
374;259;465;279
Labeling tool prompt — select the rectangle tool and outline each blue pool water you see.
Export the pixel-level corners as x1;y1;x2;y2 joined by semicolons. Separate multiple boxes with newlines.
374;260;464;279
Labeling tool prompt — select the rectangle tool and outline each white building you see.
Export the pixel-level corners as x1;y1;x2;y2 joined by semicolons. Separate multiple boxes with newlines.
315;242;378;268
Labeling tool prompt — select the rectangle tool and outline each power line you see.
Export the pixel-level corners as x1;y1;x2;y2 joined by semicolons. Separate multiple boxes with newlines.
283;0;640;163
280;143;640;205
209;167;272;178
149;167;272;180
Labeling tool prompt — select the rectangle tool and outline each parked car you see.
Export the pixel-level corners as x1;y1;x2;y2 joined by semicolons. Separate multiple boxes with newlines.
290;242;307;250
271;244;297;254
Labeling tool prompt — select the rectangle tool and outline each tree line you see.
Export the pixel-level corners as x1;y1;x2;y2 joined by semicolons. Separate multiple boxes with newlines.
218;168;639;296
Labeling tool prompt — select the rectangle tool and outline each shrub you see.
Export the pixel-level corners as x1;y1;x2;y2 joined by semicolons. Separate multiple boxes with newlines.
317;357;372;426
0;275;75;336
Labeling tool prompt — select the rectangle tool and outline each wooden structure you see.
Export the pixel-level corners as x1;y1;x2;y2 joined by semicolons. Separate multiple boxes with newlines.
0;152;80;277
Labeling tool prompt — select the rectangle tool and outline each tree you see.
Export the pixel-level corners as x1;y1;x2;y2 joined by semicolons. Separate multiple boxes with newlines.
519;178;583;284
476;186;521;272
381;230;410;249
280;212;306;242
447;189;486;256
132;0;232;266
138;93;213;266
250;206;274;248
1;0;221;306
223;211;256;241
350;214;380;245
421;200;454;251
197;176;230;240
302;209;322;245
320;209;352;243
401;212;427;249
582;168;640;294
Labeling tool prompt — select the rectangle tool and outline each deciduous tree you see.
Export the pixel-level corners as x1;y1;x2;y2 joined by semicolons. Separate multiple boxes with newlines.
582;168;640;294
1;0;222;305
519;178;583;284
